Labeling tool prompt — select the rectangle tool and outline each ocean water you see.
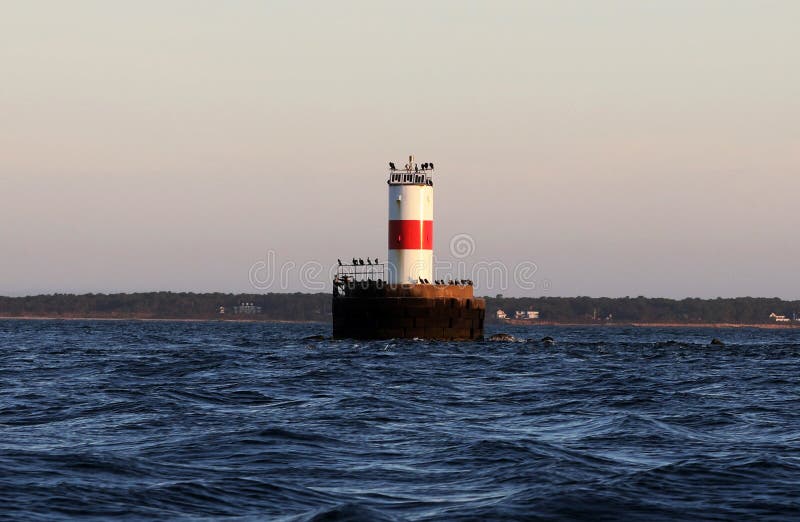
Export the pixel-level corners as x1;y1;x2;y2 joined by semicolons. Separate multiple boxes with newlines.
1;320;799;521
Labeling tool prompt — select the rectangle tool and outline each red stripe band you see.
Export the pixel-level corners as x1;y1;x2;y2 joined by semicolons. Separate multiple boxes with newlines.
388;220;433;250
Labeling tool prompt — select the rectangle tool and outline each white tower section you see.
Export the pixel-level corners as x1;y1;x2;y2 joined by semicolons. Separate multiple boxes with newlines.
387;156;434;284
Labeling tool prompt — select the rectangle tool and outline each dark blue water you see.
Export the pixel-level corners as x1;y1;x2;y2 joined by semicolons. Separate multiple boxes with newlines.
2;320;799;520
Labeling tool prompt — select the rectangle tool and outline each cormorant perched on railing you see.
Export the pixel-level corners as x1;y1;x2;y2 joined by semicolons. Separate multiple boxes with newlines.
338;259;342;266
389;162;396;170
374;258;379;264
352;258;357;265
418;277;424;284
367;258;372;265
359;258;365;266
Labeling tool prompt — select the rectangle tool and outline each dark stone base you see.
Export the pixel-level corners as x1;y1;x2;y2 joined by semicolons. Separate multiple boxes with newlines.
332;284;485;340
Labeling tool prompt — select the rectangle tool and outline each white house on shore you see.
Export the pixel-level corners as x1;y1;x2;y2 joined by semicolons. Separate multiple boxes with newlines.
769;313;790;323
497;309;540;320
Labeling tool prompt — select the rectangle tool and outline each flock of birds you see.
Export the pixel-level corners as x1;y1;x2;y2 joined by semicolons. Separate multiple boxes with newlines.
426;278;474;286
389;162;434;172
338;258;379;266
336;259;472;285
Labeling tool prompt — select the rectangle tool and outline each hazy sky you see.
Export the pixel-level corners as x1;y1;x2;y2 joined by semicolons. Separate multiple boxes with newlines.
2;1;798;298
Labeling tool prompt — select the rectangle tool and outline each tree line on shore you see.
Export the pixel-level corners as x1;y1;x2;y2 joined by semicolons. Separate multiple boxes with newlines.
0;292;797;324
0;292;332;322
488;295;798;324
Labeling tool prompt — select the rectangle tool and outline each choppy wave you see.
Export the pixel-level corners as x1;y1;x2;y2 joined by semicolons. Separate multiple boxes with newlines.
1;320;799;520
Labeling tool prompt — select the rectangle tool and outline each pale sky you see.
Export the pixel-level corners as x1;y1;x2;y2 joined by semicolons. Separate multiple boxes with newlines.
1;1;798;298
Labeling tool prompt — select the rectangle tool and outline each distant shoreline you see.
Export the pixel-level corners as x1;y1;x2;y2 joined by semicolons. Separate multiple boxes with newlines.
1;315;796;330
499;321;798;330
3;293;799;328
0;315;322;325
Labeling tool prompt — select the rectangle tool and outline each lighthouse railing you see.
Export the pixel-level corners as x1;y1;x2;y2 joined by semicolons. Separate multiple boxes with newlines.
336;263;386;283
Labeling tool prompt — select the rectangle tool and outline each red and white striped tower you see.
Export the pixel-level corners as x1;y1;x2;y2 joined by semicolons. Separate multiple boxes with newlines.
387;155;434;284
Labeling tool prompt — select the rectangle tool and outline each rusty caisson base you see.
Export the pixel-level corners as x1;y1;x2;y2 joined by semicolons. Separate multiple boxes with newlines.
332;283;485;340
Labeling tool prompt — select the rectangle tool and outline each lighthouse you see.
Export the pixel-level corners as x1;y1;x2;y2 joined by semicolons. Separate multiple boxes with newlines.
388;155;434;284
332;155;485;340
